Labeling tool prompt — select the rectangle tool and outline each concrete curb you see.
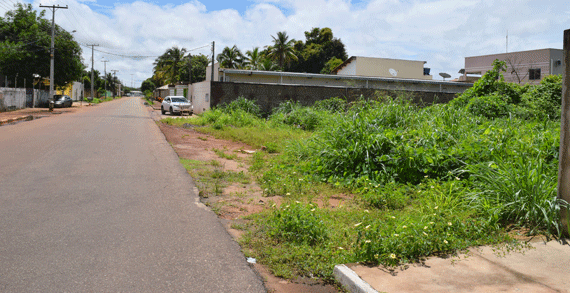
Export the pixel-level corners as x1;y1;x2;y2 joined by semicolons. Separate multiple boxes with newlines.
333;264;378;293
0;115;33;126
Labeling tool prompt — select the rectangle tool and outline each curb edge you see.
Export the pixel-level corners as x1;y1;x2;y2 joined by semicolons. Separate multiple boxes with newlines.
333;264;378;293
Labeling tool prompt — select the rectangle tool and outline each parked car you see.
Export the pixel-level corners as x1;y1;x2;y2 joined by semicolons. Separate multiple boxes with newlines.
49;95;73;108
161;96;193;116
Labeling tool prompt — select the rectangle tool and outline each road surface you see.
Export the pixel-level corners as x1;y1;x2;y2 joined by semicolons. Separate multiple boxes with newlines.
0;97;265;292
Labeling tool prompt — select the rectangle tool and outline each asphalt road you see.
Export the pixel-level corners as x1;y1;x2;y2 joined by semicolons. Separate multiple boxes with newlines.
0;97;265;292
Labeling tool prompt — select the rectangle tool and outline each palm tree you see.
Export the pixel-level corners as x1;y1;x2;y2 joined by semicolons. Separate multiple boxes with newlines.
244;47;261;70
216;45;244;69
258;58;279;71
153;46;187;84
267;31;298;70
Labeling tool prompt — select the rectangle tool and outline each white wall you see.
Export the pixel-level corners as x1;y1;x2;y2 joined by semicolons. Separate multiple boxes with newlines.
192;81;210;114
338;60;357;75
0;88;26;111
72;82;83;101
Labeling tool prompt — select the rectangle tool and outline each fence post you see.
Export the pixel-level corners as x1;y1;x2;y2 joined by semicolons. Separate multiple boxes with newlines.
557;29;570;237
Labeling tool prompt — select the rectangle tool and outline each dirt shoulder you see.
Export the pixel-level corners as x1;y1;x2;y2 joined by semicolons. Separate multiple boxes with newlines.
0;101;106;125
148;103;338;293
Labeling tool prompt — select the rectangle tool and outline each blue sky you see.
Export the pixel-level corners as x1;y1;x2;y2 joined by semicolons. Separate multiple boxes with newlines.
4;0;567;86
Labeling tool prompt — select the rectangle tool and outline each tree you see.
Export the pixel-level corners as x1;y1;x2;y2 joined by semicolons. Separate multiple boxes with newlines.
216;45;244;69
320;57;344;74
505;55;532;84
267;31;298;70
244;47;262;70
180;53;209;83
153;46;187;85
258;58;279;71
0;3;84;88
141;78;156;93
289;27;348;74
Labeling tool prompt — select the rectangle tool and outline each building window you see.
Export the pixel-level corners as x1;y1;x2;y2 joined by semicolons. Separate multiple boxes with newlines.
205;93;209;102
529;68;541;80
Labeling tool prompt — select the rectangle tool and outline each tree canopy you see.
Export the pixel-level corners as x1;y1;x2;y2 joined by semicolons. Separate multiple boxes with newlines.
214;27;347;74
0;3;84;88
150;46;209;87
288;27;348;73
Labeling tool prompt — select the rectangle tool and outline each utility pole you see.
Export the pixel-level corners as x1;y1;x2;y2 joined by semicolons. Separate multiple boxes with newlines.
211;41;215;83
188;54;192;102
558;28;570;237
86;44;99;100
102;59;108;98
39;4;68;105
111;70;118;98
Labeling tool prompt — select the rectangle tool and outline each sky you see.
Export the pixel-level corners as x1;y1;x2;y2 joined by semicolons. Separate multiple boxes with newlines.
1;0;568;87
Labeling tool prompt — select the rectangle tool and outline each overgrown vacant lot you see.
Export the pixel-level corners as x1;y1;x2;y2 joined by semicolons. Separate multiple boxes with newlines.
160;61;568;284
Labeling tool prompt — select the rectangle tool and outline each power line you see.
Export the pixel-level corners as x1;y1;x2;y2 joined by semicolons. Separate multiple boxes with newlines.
77;43;212;60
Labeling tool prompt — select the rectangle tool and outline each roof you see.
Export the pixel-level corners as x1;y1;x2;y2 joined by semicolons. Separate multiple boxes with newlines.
465;48;562;59
219;68;469;86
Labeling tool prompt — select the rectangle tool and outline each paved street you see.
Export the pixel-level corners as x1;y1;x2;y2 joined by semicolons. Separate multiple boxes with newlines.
0;97;265;292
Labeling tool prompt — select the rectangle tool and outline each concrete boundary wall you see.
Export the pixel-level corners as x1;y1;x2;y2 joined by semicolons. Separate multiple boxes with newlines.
211;81;463;114
0;88;26;111
0;88;50;111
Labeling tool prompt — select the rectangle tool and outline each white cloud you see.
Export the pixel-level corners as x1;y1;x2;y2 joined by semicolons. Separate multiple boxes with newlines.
26;0;569;84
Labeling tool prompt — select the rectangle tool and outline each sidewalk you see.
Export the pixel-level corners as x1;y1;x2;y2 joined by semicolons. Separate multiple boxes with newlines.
334;240;570;293
0;102;89;125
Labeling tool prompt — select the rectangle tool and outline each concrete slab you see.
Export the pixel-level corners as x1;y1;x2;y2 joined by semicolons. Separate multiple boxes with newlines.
345;241;570;293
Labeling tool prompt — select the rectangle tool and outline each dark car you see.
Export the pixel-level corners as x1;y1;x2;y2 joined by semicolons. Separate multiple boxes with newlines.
50;95;73;108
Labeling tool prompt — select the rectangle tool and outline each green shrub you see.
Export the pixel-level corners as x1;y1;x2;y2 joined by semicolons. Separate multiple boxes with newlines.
273;100;301;115
312;97;346;113
520;74;562;120
282;107;321;131
269;202;328;245
467;94;509;118
221;96;261;117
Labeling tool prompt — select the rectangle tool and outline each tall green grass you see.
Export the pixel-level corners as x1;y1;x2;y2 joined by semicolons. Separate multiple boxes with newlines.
171;90;566;282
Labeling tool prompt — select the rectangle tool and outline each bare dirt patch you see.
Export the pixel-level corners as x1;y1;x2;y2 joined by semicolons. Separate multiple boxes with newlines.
153;111;338;293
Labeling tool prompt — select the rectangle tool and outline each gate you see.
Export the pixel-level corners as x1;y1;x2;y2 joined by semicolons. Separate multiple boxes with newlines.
26;88;33;108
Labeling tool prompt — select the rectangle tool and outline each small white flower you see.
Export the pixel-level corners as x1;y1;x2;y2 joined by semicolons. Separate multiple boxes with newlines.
455;177;461;181
364;210;370;213
423;232;428;236
338;247;344;250
390;253;396;259
424;226;428;230
365;240;371;243
286;193;290;196
354;222;362;227
310;208;315;212
365;225;371;229
434;206;438;210
295;201;300;203
402;225;407;229
448;222;452;226
391;216;396;219
429;222;434;225
444;240;448;244
394;234;399;237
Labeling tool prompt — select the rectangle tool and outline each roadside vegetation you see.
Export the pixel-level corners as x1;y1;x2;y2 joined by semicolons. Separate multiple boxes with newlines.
162;60;568;283
84;96;122;104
